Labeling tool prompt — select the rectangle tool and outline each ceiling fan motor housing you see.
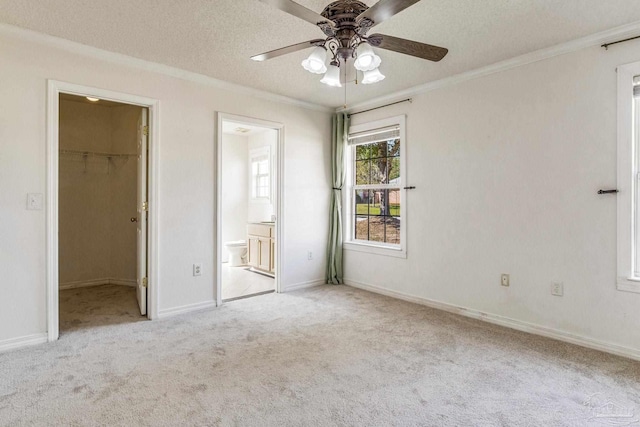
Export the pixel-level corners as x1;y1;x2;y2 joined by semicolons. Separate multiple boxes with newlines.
321;0;371;59
321;0;369;24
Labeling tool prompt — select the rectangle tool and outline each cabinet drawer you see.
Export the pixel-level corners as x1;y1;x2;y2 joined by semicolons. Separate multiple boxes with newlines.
247;224;272;238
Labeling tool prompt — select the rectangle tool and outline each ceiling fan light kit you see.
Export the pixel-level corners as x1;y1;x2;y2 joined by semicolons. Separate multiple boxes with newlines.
361;67;386;84
301;46;328;74
253;0;448;90
353;43;381;72
320;61;343;87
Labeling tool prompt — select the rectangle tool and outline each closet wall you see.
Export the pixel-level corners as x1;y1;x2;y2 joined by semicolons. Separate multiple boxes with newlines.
59;98;140;288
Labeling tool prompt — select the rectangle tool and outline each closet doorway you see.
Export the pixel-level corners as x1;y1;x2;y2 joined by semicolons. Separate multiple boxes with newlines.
57;93;148;333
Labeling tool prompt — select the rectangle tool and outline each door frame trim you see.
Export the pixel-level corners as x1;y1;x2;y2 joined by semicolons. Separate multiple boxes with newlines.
46;80;160;341
215;113;284;305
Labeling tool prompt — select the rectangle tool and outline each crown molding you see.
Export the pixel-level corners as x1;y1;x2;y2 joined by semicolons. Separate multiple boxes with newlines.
0;23;332;113
340;19;640;114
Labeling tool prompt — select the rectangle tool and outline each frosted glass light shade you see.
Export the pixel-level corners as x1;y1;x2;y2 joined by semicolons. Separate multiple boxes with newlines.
354;43;381;72
301;47;328;74
361;68;385;84
320;64;342;87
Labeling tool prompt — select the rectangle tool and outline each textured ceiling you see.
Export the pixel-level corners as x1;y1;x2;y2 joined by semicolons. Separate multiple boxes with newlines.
1;1;640;108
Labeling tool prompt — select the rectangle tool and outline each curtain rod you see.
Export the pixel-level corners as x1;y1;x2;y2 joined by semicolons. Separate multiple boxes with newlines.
602;35;640;50
347;98;412;117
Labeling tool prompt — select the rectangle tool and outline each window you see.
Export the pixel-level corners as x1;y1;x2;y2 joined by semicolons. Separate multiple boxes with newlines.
616;62;640;293
345;115;406;257
250;147;270;201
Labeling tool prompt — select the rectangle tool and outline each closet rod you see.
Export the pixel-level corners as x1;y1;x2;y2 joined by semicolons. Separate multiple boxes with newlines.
59;149;136;158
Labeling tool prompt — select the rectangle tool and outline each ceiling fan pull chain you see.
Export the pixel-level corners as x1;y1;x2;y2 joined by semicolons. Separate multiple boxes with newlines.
344;62;348;109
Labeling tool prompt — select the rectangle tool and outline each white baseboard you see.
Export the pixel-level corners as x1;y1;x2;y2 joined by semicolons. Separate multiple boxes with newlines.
108;278;137;287
158;300;217;318
59;278;109;290
0;333;48;353
60;278;137;290
283;279;326;292
344;279;640;362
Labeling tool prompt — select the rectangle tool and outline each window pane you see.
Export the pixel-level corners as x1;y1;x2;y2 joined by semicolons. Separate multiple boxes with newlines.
388;139;400;157
370;158;388;184
388;157;400;183
389;189;400;217
385;217;400;244
368;217;385;242
258;160;268;174
356;145;370;160
355;160;370;185
355;190;368;215
368;189;381;215
369;141;387;159
352;188;401;245
355;215;369;240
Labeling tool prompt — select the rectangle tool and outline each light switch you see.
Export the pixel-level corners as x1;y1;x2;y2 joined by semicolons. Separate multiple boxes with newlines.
27;193;43;211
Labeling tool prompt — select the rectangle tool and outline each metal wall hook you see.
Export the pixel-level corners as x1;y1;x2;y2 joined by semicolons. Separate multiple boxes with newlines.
598;189;619;195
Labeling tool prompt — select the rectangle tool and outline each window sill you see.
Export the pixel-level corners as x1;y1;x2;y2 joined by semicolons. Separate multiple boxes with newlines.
344;241;407;259
617;277;640;294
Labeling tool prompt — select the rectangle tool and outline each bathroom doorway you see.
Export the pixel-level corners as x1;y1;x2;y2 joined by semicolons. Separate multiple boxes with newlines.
216;114;283;303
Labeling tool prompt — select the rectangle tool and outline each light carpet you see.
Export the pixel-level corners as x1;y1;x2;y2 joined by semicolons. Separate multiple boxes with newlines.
1;284;639;426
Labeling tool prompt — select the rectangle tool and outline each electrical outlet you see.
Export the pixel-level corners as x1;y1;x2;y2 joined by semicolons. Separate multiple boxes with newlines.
551;282;563;296
501;274;510;287
307;251;313;260
193;263;202;276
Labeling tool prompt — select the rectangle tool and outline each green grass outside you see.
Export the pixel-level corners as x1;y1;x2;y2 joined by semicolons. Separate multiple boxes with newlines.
356;203;400;216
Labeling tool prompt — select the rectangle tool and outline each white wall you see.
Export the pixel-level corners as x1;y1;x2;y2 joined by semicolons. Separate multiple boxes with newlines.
345;40;640;354
0;28;331;344
58;100;112;285
221;133;249;263
248;129;278;223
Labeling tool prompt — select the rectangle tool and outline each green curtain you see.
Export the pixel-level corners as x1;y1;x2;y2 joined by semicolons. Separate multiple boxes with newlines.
326;112;349;284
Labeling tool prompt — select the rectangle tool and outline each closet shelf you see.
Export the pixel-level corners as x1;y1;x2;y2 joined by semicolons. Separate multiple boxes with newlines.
59;149;136;159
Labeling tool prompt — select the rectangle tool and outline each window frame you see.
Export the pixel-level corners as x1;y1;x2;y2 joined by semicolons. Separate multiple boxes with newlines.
344;115;407;258
617;61;640;293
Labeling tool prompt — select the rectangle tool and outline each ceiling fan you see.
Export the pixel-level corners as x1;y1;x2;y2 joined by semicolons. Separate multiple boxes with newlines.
251;0;448;87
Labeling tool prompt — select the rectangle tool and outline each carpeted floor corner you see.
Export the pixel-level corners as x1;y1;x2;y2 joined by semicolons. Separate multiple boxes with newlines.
1;284;639;426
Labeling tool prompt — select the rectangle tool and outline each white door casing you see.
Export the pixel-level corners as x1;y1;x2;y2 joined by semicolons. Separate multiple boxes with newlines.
47;80;159;341
137;109;148;315
215;113;284;306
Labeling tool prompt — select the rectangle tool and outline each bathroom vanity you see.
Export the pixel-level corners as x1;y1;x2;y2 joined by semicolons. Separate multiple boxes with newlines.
247;222;275;275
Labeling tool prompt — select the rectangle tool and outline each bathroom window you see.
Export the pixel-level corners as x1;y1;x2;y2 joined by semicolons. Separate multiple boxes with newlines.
344;115;407;258
250;147;270;201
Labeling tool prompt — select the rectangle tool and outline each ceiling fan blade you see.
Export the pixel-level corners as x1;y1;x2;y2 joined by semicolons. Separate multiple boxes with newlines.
259;0;335;28
356;0;421;27
368;33;448;62
251;39;325;62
